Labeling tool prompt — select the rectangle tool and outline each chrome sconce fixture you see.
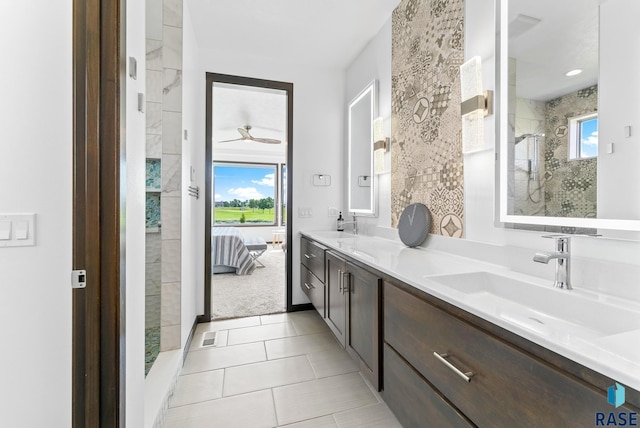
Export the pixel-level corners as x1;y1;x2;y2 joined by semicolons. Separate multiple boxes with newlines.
460;56;493;153
373;117;390;174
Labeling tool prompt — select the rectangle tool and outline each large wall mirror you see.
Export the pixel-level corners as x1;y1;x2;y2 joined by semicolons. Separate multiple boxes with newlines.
497;0;640;232
348;80;377;216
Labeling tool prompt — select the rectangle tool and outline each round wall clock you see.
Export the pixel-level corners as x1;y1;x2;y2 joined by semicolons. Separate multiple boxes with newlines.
397;203;431;247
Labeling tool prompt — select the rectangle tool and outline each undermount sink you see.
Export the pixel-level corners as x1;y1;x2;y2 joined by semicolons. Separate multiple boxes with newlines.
426;271;640;338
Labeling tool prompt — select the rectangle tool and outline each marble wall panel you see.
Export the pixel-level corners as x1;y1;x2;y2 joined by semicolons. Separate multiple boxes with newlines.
146;102;162;135
162;25;182;70
161;239;181;283
161;282;181;326
163;69;182;112
160;196;181;240
162;111;182;154
161;154;181;196
146;134;162;159
163;0;182;28
146;69;163;103
146;39;163;71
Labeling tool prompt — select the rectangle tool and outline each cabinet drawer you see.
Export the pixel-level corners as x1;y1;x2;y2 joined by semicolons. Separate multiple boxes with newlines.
384;344;472;428
300;237;326;282
301;265;325;318
384;282;620;427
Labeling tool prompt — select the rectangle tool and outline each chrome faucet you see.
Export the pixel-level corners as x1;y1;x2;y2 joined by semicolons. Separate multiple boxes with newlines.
341;215;358;235
533;235;572;290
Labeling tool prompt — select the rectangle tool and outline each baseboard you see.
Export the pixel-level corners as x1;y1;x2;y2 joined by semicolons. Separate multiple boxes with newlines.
289;303;314;312
182;316;200;364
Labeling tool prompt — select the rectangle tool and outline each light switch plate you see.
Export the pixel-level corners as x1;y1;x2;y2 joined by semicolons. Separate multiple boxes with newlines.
0;213;36;247
0;221;10;240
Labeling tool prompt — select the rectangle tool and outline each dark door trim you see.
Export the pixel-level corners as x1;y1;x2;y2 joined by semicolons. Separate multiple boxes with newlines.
204;73;294;321
72;0;126;425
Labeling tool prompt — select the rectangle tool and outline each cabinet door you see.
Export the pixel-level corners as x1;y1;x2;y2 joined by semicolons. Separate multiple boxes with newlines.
325;251;347;347
346;261;381;390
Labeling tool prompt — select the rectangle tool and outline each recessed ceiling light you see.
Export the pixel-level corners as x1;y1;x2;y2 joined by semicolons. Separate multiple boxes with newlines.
565;69;583;77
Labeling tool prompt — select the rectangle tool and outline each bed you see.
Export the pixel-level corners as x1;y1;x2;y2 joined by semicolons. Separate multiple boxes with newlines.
211;227;257;275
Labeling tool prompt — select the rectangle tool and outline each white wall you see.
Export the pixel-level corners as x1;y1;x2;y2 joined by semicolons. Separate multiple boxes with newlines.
189;48;345;307
345;19;393;230
598;0;640;221
125;0;148;425
0;3;72;426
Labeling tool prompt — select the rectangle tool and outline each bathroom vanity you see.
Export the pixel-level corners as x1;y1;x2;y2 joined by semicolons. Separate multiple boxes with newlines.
300;231;640;427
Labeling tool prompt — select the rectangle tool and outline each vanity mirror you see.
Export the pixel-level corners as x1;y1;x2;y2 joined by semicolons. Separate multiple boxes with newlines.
348;80;377;216
496;0;640;232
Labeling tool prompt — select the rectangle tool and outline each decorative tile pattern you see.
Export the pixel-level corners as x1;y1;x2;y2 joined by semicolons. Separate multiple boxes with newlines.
543;85;598;219
391;0;465;237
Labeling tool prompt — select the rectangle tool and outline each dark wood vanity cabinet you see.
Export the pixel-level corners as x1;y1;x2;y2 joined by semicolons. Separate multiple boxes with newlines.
325;250;382;390
325;251;347;345
383;280;640;428
301;236;639;426
300;237;326;318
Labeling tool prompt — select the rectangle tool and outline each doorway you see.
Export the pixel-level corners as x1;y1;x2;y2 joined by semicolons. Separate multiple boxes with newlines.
204;73;294;321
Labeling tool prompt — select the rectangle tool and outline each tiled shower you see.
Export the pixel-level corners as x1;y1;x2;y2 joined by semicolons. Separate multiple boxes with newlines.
145;0;183;375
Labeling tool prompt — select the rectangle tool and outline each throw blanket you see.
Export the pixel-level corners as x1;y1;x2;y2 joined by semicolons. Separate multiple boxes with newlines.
212;227;256;275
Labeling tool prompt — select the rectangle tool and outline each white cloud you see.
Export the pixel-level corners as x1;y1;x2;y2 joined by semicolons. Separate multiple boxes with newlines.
228;187;264;200
583;130;598;146
214;193;222;201
251;173;275;187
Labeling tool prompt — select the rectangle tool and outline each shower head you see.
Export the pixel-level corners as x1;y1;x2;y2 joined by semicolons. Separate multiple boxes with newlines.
514;133;545;144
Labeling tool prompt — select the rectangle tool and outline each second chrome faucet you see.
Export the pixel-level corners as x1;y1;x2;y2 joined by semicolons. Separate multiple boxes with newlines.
533;235;572;290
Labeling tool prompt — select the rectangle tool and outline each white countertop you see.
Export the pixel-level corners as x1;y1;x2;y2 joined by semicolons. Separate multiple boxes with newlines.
301;230;640;392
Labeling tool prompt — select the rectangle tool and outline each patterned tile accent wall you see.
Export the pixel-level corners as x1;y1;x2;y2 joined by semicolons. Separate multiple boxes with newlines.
390;0;465;238
544;85;598;218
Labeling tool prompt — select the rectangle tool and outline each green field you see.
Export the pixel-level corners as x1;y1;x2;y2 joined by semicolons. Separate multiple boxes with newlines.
214;207;275;224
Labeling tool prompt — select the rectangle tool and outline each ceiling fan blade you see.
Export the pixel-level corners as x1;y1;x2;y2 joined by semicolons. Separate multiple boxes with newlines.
217;138;243;143
237;127;252;140
253;138;281;144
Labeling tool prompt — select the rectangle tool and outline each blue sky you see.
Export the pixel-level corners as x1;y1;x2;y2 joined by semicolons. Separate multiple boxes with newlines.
581;117;598;158
213;165;275;202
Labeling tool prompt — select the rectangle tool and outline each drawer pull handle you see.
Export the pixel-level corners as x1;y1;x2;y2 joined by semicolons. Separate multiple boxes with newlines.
338;269;343;292
342;272;350;294
304;282;314;290
304;254;311;259
433;352;474;383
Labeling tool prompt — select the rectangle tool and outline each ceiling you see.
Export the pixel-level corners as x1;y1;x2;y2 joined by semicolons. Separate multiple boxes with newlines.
212;83;287;156
192;0;401;156
187;0;401;70
509;0;599;101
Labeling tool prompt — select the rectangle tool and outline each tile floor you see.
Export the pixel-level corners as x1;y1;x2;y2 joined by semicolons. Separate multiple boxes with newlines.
165;310;402;428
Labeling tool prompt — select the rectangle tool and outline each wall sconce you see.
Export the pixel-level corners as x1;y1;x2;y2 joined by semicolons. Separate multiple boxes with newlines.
373;117;389;174
460;56;493;153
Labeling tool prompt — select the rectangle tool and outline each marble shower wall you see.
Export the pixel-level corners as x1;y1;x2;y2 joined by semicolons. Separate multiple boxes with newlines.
390;0;465;238
146;0;183;355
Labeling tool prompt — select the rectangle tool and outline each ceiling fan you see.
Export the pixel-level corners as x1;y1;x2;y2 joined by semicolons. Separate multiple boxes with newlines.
217;125;281;144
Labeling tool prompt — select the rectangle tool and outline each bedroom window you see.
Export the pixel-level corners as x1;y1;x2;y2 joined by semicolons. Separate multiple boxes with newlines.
213;162;278;226
280;164;287;226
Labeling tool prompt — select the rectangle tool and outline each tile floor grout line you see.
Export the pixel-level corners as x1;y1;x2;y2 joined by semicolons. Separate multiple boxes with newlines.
269;388;281;427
